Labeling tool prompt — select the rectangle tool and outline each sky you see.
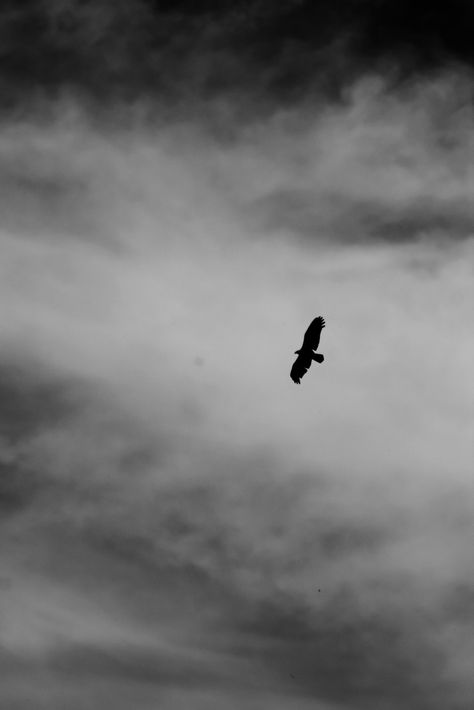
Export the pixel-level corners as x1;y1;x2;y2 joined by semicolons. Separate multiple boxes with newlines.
0;2;473;708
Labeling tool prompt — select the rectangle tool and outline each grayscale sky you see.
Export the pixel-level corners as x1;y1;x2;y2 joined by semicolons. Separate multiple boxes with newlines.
0;2;473;708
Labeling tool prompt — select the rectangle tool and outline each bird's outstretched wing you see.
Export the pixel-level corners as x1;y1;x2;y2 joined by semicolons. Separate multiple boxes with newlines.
301;316;325;351
290;354;309;384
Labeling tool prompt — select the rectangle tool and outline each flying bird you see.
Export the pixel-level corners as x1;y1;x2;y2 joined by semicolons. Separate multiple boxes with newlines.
290;316;325;384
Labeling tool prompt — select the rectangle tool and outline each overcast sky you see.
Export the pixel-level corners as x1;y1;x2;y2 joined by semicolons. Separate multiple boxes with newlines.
0;2;473;709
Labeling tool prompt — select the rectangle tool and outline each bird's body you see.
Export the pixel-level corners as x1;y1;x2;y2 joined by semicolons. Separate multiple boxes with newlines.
290;316;325;384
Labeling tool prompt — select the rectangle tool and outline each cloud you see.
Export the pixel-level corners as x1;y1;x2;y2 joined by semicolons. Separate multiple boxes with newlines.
1;0;474;115
0;64;473;708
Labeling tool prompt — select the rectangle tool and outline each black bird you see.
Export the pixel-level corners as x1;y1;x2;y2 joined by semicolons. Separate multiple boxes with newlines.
290;316;325;384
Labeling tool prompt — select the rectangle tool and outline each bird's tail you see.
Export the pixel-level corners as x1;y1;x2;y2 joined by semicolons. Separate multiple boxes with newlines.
312;353;324;363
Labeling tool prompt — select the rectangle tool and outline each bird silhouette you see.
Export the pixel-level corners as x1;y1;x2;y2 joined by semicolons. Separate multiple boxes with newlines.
290;316;325;384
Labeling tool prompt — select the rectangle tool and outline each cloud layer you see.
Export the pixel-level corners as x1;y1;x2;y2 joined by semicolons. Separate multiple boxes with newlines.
0;26;473;709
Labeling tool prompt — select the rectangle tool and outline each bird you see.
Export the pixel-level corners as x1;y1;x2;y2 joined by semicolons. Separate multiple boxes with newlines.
290;316;325;384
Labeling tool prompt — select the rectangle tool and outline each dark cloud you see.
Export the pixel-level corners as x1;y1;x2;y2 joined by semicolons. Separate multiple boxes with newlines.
0;0;473;112
251;189;474;244
0;169;92;241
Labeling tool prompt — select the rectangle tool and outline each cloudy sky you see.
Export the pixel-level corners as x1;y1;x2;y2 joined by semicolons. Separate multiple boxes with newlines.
0;2;473;708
